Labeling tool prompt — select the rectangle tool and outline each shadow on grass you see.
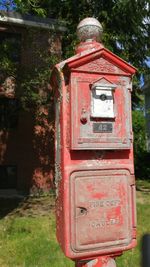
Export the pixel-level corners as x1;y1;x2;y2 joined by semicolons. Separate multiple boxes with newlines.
0;196;27;218
0;194;55;219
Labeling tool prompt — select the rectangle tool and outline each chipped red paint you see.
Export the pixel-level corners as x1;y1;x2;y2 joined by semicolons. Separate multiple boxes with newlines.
75;256;117;267
50;24;137;267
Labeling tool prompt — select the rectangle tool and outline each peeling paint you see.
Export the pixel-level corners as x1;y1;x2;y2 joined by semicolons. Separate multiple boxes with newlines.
51;28;137;261
87;259;98;267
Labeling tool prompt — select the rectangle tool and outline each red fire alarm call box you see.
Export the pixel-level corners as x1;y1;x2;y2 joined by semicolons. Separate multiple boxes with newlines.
50;17;137;264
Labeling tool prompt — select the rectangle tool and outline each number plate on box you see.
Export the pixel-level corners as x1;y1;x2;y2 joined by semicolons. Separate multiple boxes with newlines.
93;123;113;133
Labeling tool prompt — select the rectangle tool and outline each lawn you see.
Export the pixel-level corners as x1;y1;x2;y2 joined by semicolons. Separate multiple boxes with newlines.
0;185;149;267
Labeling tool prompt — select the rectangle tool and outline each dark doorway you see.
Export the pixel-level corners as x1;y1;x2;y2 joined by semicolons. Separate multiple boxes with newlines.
0;165;17;189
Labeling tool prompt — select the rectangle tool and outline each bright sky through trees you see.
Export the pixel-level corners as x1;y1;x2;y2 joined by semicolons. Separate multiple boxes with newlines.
0;0;16;10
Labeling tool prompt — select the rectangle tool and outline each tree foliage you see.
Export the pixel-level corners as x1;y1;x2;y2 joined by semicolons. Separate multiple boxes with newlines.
11;0;150;72
10;1;150;110
10;0;150;109
132;110;150;179
132;110;146;157
1;0;150;180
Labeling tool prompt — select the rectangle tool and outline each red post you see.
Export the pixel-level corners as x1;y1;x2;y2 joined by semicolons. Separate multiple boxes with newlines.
50;17;137;265
75;257;116;267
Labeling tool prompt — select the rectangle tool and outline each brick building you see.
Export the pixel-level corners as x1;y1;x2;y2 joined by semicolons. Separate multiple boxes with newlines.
0;12;66;195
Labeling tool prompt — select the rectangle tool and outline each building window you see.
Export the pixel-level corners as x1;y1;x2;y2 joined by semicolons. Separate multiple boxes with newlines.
0;98;19;129
0;31;21;65
0;31;21;91
0;165;17;189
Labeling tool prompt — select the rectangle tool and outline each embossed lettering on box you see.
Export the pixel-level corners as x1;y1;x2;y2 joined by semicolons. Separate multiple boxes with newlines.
71;75;132;150
70;170;133;252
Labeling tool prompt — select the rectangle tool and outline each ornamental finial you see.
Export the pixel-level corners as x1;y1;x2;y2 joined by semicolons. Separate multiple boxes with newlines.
77;17;103;43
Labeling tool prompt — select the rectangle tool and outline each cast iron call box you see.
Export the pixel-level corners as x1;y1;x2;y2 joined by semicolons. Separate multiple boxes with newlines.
50;18;137;267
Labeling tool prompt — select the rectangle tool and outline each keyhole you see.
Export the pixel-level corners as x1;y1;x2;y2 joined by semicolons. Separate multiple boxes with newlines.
80;207;87;215
100;94;107;101
80;108;87;124
80;208;84;214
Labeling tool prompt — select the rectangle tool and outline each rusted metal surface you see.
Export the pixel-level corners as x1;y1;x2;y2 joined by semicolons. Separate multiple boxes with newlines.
50;17;137;265
77;17;103;43
70;73;132;150
70;170;135;254
75;257;117;267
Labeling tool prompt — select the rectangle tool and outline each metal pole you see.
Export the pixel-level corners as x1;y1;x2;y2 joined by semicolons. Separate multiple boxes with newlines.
75;257;116;267
142;234;150;267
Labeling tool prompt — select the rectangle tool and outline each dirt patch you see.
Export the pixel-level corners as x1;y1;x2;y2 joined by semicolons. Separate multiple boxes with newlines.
136;191;150;204
1;187;149;218
0;195;55;218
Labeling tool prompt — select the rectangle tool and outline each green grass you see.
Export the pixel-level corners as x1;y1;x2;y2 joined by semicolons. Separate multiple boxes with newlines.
0;213;73;267
116;190;150;267
0;190;149;267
